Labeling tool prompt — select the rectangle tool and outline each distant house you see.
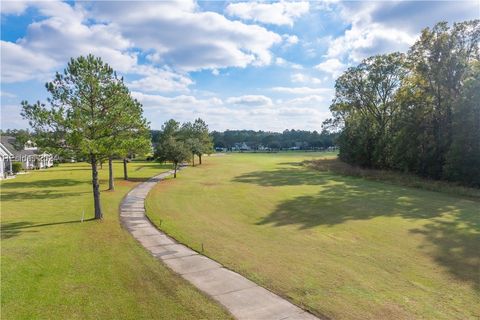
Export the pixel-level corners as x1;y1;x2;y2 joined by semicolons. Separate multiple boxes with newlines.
0;141;14;179
232;142;250;151
0;136;54;170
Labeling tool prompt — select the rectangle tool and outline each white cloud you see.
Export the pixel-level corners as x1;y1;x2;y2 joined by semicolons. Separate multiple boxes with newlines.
128;67;193;93
225;1;309;26
0;0;30;15
285;34;299;45
0;91;17;98
132;91;330;131
1;1;137;83
2;1;283;84
326;22;416;63
275;57;303;69
282;34;299;48
226;95;273;107
291;73;322;84
326;2;418;63
90;1;282;72
1;40;57;83
132;92;223;110
271;86;334;95
314;58;346;78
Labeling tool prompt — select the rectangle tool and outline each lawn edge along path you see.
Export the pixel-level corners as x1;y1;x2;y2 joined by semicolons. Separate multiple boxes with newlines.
120;169;319;320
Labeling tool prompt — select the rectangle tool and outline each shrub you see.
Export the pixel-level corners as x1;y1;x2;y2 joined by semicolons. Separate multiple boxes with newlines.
12;162;23;173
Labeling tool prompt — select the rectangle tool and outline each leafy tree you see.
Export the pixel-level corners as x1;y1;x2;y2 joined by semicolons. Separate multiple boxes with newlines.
21;55;131;219
179;118;213;166
402;20;480;178
443;62;480;186
119;130;152;181
154;119;190;178
331;20;480;186
104;95;151;189
331;52;407;167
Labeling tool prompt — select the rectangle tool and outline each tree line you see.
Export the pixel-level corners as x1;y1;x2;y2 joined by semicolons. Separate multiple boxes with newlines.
329;20;480;187
209;129;338;150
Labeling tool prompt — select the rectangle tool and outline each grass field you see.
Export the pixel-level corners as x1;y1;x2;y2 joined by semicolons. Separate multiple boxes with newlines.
146;152;480;319
0;162;230;319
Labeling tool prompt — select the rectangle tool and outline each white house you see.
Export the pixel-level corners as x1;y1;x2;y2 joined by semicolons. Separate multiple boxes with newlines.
0;136;54;170
0;142;14;179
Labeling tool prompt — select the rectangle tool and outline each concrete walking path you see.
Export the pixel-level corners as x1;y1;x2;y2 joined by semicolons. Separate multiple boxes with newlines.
120;170;319;320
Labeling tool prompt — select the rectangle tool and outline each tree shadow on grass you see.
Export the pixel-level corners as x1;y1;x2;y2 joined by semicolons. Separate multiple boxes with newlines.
1;219;95;240
1;179;85;189
233;167;331;186
1;190;90;201
250;174;480;291
410;219;480;292
256;182;448;228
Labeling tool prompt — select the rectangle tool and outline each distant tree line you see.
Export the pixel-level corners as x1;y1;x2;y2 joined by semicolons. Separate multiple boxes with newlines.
329;20;480;187
208;129;338;150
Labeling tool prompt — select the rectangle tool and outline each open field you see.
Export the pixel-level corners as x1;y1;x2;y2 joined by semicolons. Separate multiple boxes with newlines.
0;162;230;319
146;152;480;319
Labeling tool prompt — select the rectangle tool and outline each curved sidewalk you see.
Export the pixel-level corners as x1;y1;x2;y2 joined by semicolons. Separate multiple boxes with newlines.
120;170;319;320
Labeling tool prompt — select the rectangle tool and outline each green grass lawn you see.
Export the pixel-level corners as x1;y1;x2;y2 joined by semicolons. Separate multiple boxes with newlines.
1;161;230;319
146;152;480;320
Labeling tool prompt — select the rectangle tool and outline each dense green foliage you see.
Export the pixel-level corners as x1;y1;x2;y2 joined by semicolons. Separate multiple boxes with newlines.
331;20;480;186
11;162;22;173
21;55;150;218
154;118;213;175
154;119;193;177
210;129;338;150
180;118;214;165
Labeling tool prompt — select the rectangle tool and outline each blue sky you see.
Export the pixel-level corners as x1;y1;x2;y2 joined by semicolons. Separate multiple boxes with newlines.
1;0;479;131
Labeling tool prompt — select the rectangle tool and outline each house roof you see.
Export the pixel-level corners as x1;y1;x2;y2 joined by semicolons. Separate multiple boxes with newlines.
0;136;38;156
0;143;13;157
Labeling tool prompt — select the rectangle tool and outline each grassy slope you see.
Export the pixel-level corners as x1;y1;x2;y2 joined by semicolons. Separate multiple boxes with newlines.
1;162;230;319
146;152;480;320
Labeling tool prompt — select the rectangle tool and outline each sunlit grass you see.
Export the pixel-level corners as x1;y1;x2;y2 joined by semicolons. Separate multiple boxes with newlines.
1;161;231;319
146;152;480;319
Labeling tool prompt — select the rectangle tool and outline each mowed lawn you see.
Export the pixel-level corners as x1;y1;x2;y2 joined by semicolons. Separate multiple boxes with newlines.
0;162;230;319
146;152;480;320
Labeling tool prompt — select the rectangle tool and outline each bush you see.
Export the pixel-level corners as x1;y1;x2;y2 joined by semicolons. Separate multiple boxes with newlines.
12;162;23;173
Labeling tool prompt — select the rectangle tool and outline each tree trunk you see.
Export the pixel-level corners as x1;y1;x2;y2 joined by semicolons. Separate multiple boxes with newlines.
90;154;103;219
192;153;195;167
123;158;128;180
199;154;202;165
108;156;114;191
174;162;177;178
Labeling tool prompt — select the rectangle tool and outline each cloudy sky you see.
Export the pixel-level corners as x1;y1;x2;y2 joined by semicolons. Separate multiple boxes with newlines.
1;0;479;131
